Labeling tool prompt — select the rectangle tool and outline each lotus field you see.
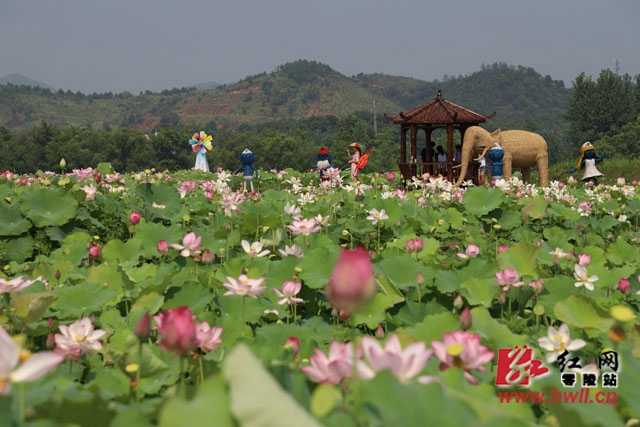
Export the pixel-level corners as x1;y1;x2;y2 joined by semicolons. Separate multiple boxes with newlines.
1;165;640;427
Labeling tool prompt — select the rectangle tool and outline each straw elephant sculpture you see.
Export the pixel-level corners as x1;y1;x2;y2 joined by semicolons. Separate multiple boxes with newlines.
454;126;549;187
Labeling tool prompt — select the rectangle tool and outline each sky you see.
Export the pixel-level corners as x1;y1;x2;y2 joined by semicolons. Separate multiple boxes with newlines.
1;0;638;94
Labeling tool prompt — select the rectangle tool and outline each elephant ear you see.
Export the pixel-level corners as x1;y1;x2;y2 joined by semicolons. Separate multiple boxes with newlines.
490;129;502;138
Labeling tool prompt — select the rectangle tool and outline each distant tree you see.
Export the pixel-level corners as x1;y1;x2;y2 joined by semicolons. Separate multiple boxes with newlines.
565;70;638;148
597;115;640;159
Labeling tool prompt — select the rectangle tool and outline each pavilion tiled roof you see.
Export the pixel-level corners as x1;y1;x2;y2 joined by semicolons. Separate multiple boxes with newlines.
384;89;495;124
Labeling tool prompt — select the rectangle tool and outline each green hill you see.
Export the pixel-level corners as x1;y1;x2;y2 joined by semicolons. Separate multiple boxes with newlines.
0;73;55;90
0;60;570;140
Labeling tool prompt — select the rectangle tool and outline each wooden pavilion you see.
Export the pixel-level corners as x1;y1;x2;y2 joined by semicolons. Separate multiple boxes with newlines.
384;89;495;184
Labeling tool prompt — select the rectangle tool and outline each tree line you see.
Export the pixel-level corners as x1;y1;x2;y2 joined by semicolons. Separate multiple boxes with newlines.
0;113;402;175
1;68;638;175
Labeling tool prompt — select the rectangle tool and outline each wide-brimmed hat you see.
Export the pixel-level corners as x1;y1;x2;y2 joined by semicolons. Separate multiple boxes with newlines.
318;147;330;155
350;142;360;149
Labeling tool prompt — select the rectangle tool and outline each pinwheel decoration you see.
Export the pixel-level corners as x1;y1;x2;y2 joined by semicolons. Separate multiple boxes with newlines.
189;131;212;172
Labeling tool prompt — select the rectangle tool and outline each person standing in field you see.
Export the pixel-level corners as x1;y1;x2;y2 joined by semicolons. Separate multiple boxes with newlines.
347;142;361;181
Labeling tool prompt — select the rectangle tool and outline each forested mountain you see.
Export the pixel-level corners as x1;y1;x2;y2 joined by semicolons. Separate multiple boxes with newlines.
0;61;569;136
4;60;638;175
0;73;54;90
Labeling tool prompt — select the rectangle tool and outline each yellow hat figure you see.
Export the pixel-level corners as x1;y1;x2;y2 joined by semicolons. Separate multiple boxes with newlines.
571;141;604;185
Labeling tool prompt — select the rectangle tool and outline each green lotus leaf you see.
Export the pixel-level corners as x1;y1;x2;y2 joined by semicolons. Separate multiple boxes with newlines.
222;344;320;427
496;241;539;278
10;292;57;323
159;375;234;427
0;235;34;264
53;282;119;318
298;246;337;289
376;256;425;289
18;187;78;227
462;186;507;216
470;306;528;349
0;201;31;235
554;294;614;333
135;182;182;218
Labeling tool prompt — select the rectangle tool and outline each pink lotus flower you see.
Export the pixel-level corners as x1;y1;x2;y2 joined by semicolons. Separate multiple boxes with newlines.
195;321;223;353
287;218;322;236
222;275;267;299
573;264;598;291
404;238;424;253
81;185;97;200
457;244;479;259
494;269;524;292
277;244;303;258
361;334;433;383
326;247;377;315
0;325;64;395
431;331;495;384
538;323;586;364
577;253;591;266
273;281;304;306
0;276;45;294
171;232;203;257
497;245;509;253
156;307;198;356
386;171;396;181
301;341;374;385
129;211;141;225
219;191;245;216
241;240;270;258
366;208;389;226
54;317;107;360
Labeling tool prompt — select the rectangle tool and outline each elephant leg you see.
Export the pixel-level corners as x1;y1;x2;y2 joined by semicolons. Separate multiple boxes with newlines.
537;156;549;187
502;161;512;180
521;167;531;183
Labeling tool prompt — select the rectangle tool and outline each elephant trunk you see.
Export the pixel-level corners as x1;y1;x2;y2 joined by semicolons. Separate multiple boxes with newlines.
453;145;473;187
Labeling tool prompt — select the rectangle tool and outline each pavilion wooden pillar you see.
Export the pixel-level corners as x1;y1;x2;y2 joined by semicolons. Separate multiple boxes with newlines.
410;125;417;161
400;125;407;162
446;125;454;181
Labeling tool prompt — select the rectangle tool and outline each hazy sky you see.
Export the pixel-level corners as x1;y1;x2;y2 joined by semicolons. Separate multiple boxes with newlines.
1;0;638;94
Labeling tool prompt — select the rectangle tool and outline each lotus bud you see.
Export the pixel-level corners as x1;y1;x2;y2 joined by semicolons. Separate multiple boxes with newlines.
59;158;66;169
156;306;197;356
460;307;472;330
129;211;141;225
89;245;101;259
617;278;631;295
577;253;591;266
134;312;151;342
326;247;376;316
375;325;385;340
284;337;300;356
201;250;215;264
157;240;169;255
453;294;464;310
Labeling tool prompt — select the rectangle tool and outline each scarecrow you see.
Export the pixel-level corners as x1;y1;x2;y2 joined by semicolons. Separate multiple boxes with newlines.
315;147;334;181
189;131;213;172
569;141;604;185
234;148;259;191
